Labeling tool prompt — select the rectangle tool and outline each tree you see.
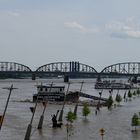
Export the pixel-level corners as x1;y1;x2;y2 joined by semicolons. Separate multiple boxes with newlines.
123;91;127;101
65;110;76;140
136;88;140;96
128;90;132;100
82;103;91;119
115;94;122;106
66;110;76;124
131;113;140;131
107;95;113;109
133;91;136;97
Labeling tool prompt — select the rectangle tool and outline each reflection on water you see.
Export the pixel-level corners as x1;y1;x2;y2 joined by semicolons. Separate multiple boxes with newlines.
0;78;140;140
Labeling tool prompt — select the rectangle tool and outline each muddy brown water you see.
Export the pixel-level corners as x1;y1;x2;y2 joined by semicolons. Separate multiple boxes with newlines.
0;78;140;140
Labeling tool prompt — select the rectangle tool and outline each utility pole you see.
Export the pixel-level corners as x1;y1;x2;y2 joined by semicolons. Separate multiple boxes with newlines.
58;82;70;122
37;82;53;129
0;84;17;131
74;81;84;116
24;99;38;140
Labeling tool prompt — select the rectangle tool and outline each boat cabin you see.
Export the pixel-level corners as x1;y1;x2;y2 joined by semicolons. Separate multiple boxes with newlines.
33;84;65;102
37;85;65;94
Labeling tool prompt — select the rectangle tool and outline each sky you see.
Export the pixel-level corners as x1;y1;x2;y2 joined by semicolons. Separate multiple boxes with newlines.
0;0;140;71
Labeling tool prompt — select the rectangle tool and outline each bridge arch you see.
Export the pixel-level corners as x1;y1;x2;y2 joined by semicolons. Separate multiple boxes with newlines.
101;62;140;74
36;61;97;73
0;62;32;72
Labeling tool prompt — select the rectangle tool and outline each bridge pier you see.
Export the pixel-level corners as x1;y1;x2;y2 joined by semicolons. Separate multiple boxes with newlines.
64;75;69;82
96;74;101;82
32;73;36;80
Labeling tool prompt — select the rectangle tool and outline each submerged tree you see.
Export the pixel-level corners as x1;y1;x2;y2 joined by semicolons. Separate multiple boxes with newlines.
128;90;132;100
115;94;122;106
131;113;140;131
66;110;76;124
107;95;113;110
123;91;127;101
136;88;140;96
82;103;91;119
65;110;76;140
133;91;136;97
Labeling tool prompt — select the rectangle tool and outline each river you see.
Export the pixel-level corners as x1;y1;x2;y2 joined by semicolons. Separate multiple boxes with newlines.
0;78;140;140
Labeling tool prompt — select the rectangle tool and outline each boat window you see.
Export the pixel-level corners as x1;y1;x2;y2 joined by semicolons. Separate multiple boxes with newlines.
45;88;48;91
60;88;63;91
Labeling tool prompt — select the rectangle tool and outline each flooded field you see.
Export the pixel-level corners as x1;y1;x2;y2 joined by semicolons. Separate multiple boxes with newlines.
0;78;140;140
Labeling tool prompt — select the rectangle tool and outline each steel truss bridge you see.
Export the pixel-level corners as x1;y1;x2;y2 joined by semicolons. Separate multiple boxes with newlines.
35;61;97;78
101;62;140;77
0;61;140;80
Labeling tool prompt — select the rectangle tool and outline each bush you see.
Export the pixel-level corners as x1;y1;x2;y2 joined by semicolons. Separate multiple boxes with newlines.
136;89;140;96
66;110;76;124
82;103;91;118
115;94;122;105
131;113;140;131
128;90;132;100
107;95;113;109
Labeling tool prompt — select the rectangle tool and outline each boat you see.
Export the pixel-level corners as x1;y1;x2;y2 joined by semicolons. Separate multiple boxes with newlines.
94;80;132;89
33;84;65;102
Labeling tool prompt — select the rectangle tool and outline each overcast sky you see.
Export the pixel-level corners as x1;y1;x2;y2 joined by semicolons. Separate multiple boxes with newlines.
0;0;140;71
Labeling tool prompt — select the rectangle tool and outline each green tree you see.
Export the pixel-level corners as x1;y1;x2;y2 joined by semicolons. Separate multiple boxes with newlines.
107;95;113;110
65;110;76;140
66;110;76;124
133;91;136;98
115;94;122;106
136;88;140;96
82;103;91;118
123;91;127;101
128;90;132;100
138;112;140;122
131;113;140;131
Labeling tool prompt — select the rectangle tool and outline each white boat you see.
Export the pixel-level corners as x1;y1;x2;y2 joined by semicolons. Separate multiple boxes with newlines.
33;84;65;102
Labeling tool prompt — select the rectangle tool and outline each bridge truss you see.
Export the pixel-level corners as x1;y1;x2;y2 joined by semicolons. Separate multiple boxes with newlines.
0;62;32;79
1;61;140;79
0;62;32;72
35;61;98;78
36;61;97;73
101;62;140;75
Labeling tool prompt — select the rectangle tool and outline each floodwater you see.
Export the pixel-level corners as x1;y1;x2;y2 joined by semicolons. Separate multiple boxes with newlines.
0;78;140;140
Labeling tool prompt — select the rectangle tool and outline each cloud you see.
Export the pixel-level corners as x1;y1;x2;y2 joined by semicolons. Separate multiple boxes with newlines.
64;21;99;34
106;19;140;39
8;11;21;17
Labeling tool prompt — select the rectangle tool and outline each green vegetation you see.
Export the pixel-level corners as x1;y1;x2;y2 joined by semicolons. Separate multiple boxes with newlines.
136;88;140;96
128;90;132;100
107;95;113;109
123;92;127;101
65;110;76;140
82;103;91;118
115;94;122;105
133;91;136;97
66;110;76;124
131;113;140;131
